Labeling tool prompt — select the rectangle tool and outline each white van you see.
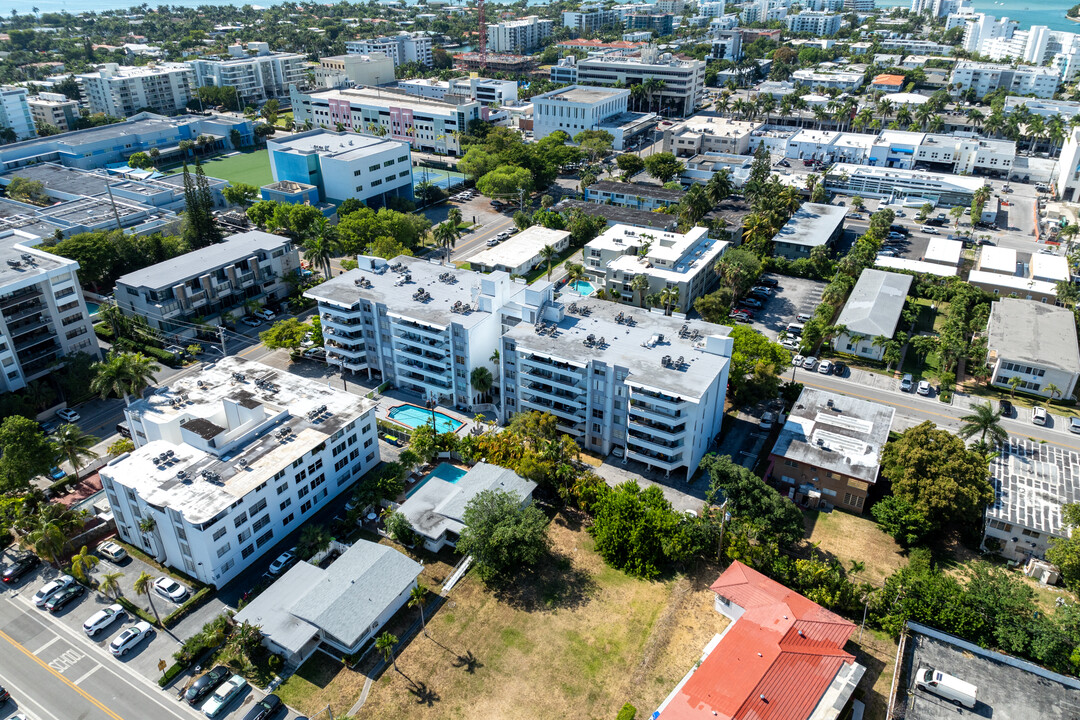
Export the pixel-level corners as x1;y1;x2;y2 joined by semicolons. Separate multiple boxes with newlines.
915;667;977;708
796;313;812;323
786;322;805;337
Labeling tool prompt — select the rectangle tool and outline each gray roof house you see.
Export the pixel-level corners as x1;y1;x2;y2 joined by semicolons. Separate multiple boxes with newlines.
771;202;846;260
985;298;1080;399
234;540;422;668
399;462;538;552
834;269;913;361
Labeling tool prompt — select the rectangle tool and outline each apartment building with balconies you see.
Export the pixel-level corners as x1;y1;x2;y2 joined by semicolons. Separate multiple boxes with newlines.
27;92;80;133
0;229;99;393
113;230;299;341
189;44;307;106
78;63;195;117
500;299;732;479
582;224;729;313
486;16;555;54
304;256;524;410
0;87;37;141
101;356;379;588
576;46;706;117
345;33;433;68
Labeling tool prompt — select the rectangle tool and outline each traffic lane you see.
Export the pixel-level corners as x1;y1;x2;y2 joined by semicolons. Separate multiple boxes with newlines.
798;373;1080;452
454;214;516;261
0;594;190;720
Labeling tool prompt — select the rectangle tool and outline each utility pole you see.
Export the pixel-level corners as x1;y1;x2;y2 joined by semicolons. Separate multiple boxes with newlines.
104;181;123;230
217;325;227;358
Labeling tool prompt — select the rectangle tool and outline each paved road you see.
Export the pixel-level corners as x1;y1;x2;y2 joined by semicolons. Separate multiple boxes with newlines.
792;367;1080;452
0;588;190;720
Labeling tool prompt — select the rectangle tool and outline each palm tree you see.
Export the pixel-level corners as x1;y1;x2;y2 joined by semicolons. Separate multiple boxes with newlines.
564;262;586;289
1043;382;1062;407
69;545;99;583
376;631;400;672
134;571;162;628
660;286;680;316
470;366;493;401
303;217;339;278
90;352;161;406
489;349;500;365
958;402;1008;447
99;571;124;599
433;221;459;265
51;424;99;482
27;518;67;568
447;207;463;230
630;274;650;308
539;244;557;280
408;584;429;637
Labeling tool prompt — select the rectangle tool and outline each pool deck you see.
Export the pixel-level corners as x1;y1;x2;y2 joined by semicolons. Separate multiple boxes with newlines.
374;390;488;439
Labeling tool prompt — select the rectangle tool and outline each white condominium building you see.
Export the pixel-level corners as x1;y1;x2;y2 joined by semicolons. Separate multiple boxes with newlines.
345;33;433;68
26;92;79;133
189;44;307;105
785;11;843;36
290;86;480;157
500;298;732;480
0;229;98;393
0;86;36;141
562;9;622;32
950;61;1060;99
791;69;864;92
486;16;555;54
400;77;518;106
314;53;395;89
583;224;729;314
101;357;380;588
78;63;195;117
962;13;1019;54
576;46;706;117
663;116;761;156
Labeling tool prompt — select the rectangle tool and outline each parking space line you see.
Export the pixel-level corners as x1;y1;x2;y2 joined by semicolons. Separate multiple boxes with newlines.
34;634;62;655
73;663;102;685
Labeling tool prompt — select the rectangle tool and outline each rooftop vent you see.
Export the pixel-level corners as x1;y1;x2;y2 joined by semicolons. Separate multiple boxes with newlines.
238;458;248;468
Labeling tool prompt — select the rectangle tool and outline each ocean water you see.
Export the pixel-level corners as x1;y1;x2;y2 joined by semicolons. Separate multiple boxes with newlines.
27;0;570;14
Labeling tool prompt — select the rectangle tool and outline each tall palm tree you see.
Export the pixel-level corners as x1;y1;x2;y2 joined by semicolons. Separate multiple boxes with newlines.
134;571;162;628
630;274;650;308
433;221;459;265
376;631;400;672
564;262;586;289
470;366;492;400
408;583;429;637
69;545;99;583
51;424;99;482
539;244;557;280
1043;382;1062;407
660;286;680;315
90;352;161;406
99;571;124;599
447;207;463;229
302;217;339;278
27;518;67;568
958;402;1008;447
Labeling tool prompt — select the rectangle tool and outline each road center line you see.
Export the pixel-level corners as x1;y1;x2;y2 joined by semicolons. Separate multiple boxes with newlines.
0;628;125;720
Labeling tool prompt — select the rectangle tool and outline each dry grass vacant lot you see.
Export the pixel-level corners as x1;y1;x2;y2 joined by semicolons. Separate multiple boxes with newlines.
803;508;908;585
358;513;731;720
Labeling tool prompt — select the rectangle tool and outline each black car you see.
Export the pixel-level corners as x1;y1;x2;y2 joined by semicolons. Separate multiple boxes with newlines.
999;399;1013;418
45;583;85;613
2;555;40;584
757;277;779;288
0;685;9;703
832;361;847;377
242;694;283;720
186;665;230;705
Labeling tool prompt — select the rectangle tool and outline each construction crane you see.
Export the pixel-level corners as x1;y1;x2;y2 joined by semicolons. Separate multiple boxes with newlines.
477;0;487;71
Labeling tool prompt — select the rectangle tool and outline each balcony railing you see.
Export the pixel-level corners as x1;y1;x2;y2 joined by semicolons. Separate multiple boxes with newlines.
0;287;43;311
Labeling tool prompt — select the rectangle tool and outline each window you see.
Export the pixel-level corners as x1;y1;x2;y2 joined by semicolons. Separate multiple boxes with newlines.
250;498;267;515
298;485;309;499
1021;528;1040;538
216;543;231;558
365;452;375;462
282;513;294;525
842;493;864;509
233;512;247;528
238;528;251;543
276;483;288;495
301;500;312;513
371;178;382;186
988;519;1012;531
784;459;798;468
252;515;270;532
240;545;255;559
212;527;226;541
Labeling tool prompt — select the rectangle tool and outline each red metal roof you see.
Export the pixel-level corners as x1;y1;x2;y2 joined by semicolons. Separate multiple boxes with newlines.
658;562;857;720
872;74;906;86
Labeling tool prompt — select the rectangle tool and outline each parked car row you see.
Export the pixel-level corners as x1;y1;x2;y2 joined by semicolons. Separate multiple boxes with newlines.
790;355;845;376
450;189;476;202
485;227;519;247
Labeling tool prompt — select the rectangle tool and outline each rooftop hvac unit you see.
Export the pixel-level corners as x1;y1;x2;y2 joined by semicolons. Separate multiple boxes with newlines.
238;458;248;467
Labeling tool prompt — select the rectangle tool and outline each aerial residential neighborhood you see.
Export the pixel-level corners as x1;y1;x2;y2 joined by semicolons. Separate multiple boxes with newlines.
1;0;1080;719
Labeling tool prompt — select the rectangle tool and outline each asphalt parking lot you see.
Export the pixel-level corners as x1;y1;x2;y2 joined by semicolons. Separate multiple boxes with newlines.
745;275;827;341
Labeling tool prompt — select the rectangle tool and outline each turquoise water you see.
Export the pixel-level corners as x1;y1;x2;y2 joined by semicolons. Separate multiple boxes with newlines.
569;280;597;296
86;301;100;317
388;403;464;433
406;462;467;498
967;0;1079;32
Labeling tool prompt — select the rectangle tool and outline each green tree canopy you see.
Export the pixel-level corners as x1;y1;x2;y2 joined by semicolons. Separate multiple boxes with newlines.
1047;503;1080;592
643;152;685;183
259;317;311;357
476;166;533;199
222;182;260;207
0;416;56;492
127;151;153;169
456;488;550;584
589;480;685;579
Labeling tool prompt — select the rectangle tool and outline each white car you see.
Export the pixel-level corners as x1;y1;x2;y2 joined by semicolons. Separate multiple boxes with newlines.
32;575;76;607
97;541;128;562
56;408;80;422
84;604;126;636
268;550;296;576
760;411;776;430
300;332;315;348
109;621;154;656
801;356;817;370
818;360;833;374
792;354;805;366
242;316;262;328
203;674;247;718
1033;406;1048;425
917;380;932;396
255;309;276;321
153;576;188;603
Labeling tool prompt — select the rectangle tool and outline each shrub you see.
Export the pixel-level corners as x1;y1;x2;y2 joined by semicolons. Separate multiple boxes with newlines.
157;662;184;687
268;654;282;672
616;703;637;720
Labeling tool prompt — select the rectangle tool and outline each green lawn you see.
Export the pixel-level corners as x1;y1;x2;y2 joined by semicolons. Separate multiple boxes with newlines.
166;149;274;188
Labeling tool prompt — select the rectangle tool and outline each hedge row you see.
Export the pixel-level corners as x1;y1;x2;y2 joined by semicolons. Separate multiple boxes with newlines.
162;586;213;628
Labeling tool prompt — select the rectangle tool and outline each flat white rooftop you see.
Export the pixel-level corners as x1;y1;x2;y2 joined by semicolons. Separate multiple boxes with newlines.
1031;253;1070;282
874;256;958;277
268;129;408;162
924;237;962;266
468;225;570;270
979;246;1018;275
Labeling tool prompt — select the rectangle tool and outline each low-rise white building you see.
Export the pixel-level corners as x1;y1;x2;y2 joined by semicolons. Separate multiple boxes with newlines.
314;53;394;88
986;298;1080;399
26;92;79;133
0;87;37;141
101;356;381;588
834;270;913;360
824;163;986;207
785;129;874;164
582;224;729;313
662;115;761;157
576;46;706;117
345;33;433;67
791;68;864;92
531;85;653;150
468;226;571;276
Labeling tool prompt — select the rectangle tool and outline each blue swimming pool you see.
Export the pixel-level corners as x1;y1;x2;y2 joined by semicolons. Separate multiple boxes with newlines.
569;280;597;296
407;462;468;498
387;403;465;434
86;301;100;317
